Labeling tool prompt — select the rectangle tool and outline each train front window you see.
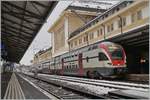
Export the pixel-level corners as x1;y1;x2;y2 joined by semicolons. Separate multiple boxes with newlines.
108;46;123;60
98;53;108;61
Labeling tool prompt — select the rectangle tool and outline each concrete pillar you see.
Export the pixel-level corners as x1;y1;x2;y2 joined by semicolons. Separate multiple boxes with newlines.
51;32;55;55
64;16;69;50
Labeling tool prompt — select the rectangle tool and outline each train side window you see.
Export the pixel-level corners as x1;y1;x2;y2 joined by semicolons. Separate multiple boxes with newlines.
88;47;91;51
75;65;77;69
73;65;75;69
92;45;98;49
86;57;89;62
98;53;108;61
67;65;69;69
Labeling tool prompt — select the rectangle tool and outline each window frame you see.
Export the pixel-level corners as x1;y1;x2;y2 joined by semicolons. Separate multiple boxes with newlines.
137;10;142;20
98;52;108;61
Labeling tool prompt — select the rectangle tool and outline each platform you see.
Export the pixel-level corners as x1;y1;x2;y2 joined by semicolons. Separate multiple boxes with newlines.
108;89;149;99
1;72;13;99
126;74;149;82
1;72;55;99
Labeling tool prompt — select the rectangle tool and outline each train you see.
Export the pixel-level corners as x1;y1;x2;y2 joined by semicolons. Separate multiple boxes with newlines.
34;42;127;79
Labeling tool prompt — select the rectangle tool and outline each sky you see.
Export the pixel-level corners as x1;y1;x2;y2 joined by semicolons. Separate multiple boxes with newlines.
20;1;119;65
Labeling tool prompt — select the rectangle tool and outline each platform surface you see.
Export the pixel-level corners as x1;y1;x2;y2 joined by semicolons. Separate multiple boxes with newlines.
1;72;12;99
1;72;52;99
126;74;149;82
109;89;149;99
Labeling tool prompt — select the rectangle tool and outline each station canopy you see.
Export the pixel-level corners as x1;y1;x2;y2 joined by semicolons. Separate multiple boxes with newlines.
1;1;57;62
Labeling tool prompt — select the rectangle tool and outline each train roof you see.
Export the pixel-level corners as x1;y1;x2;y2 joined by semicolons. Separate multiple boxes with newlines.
54;41;118;58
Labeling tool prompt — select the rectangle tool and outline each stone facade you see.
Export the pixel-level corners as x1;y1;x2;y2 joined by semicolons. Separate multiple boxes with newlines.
32;47;52;64
68;1;149;50
48;6;99;57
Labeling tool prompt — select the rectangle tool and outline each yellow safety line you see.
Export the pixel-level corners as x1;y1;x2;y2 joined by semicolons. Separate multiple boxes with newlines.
3;78;10;99
14;73;25;99
3;73;25;99
11;74;15;99
14;73;20;99
5;74;13;99
8;73;14;99
14;74;17;99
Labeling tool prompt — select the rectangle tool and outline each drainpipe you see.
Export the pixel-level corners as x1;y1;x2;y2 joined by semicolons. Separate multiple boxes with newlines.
118;15;123;34
101;24;106;39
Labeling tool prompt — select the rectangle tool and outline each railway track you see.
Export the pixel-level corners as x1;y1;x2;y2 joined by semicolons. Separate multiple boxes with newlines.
21;73;149;99
38;74;149;92
40;74;149;91
19;74;107;99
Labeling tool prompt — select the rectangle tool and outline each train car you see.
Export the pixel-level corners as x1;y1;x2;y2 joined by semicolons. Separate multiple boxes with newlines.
40;42;127;78
40;61;50;74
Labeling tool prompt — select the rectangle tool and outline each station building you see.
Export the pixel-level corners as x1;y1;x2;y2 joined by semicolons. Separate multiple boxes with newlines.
68;1;149;50
68;1;149;74
48;5;106;57
48;1;149;74
32;47;52;65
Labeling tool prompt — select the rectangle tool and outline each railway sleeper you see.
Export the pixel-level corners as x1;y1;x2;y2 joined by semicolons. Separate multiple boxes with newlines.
24;73;109;99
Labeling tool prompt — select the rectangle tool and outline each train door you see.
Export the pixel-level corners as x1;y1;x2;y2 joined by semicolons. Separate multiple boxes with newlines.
49;61;51;74
61;58;64;75
78;53;84;76
57;56;61;75
54;57;56;74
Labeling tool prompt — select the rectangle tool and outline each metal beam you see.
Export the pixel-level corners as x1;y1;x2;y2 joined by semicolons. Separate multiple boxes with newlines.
127;39;149;46
31;1;49;8
2;23;33;37
2;37;27;47
30;2;42;16
3;2;41;17
2;39;27;49
2;27;33;40
6;43;26;49
5;46;24;53
2;17;36;31
111;32;143;42
16;1;28;53
2;10;41;19
2;11;40;24
121;35;148;44
134;42;149;47
2;3;11;11
8;45;25;51
1;30;31;43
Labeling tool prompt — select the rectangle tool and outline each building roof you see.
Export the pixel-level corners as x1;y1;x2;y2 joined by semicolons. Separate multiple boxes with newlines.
35;47;52;56
1;1;57;62
48;5;107;33
66;5;106;13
